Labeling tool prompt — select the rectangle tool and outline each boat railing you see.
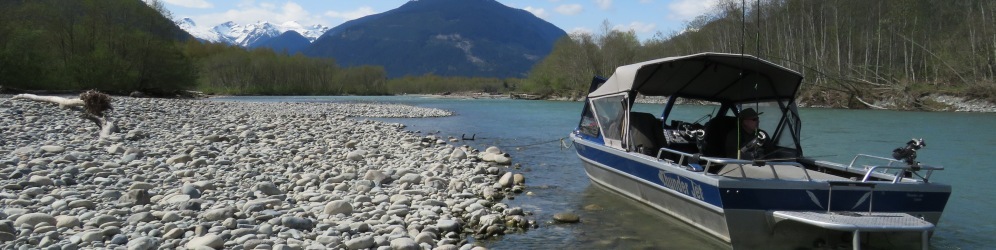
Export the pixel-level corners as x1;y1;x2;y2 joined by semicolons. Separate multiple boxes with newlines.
846;154;903;170
860;165;944;183
656;147;812;181
847;154;944;183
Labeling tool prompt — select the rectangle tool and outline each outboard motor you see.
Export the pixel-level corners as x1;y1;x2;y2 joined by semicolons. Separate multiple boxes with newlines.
893;138;926;169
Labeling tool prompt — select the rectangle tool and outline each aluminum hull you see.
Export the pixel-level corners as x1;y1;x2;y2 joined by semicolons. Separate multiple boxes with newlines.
573;134;950;249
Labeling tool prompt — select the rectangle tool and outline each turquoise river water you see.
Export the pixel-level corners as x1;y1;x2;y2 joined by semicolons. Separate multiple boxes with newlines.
214;96;995;249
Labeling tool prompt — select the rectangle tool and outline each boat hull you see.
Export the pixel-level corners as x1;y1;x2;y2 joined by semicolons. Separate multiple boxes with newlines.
580;158;732;241
573;134;950;249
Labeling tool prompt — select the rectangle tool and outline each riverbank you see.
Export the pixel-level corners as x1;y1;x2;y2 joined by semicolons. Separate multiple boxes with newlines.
0;96;533;249
414;92;996;113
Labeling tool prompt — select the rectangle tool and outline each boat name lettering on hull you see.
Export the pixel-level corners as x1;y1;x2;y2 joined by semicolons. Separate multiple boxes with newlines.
906;193;924;202
658;170;704;201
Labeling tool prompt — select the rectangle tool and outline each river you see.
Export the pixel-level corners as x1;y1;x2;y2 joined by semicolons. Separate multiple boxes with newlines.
214;96;995;249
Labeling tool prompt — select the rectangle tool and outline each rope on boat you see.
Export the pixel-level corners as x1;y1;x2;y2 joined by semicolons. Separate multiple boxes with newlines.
495;137;572;150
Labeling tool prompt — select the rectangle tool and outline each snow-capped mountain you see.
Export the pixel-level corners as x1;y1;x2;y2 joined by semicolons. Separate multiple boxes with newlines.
175;18;329;48
175;18;222;43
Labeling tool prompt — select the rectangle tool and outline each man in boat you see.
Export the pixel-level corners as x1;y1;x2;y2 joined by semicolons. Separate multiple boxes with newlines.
725;108;768;160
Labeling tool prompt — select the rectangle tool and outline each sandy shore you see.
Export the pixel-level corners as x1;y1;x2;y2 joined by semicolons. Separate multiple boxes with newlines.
0;97;531;250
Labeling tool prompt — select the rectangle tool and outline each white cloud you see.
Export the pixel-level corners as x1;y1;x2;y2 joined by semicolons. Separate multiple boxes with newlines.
555;4;583;15
163;0;213;9
523;6;548;19
668;0;719;20
325;6;376;21
613;21;657;33
594;0;612;10
196;2;324;27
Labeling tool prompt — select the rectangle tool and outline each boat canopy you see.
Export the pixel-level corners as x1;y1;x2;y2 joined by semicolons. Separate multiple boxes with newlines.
588;53;803;103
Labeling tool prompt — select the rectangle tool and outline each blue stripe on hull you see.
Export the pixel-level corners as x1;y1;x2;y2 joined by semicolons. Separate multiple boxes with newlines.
575;140;724;208
720;188;950;212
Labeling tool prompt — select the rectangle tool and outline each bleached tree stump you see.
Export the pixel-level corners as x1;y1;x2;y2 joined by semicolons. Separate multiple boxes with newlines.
13;91;119;139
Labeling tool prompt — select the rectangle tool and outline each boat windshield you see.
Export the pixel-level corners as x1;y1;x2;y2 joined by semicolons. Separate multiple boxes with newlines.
734;100;803;159
591;94;628;149
646;97;803;160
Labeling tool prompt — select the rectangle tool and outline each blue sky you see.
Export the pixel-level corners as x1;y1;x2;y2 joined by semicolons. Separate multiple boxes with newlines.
158;0;720;42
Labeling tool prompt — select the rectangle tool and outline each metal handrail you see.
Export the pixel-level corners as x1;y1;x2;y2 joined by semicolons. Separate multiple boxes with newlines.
847;154;903;170
860;165;945;183
656;147;813;181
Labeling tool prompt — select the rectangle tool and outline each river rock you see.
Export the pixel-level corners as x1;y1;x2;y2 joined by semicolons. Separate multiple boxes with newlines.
363;170;391;185
55;215;80;229
494;154;511;165
28;175;54;186
344;235;375;250
436;220;460;232
346;150;366;161
79;230;104;242
553;213;580;223
281;217;314;230
201;208;235;221
254;182;283;196
68;199;96;210
513;173;525;185
166;154;192;165
449;149;467;161
119;189;151;206
390;237;418;250
127;236;158;250
485;146;502;154
0;232;13;242
40;145;65;154
106;144;126;154
180;183;201;198
497;172;513;188
13;213;55;228
186;234;224;249
324;200;353;215
398;173;422;185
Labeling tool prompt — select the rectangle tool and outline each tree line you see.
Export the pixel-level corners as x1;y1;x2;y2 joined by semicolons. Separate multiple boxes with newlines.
0;0;196;95
386;74;524;94
0;0;388;96
528;0;996;108
185;41;388;95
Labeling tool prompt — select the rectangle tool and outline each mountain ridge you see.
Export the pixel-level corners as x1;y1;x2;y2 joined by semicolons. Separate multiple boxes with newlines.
176;18;329;48
305;0;567;78
175;0;566;78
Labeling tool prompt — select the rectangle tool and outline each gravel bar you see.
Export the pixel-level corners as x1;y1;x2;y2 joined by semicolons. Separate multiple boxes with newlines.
0;97;532;250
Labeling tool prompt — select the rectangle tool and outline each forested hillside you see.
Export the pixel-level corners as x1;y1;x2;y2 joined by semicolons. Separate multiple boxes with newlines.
528;0;996;109
0;0;388;96
186;42;388;95
0;0;196;94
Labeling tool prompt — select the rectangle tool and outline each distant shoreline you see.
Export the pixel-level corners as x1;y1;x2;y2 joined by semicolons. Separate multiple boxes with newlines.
411;92;996;113
4;90;993;113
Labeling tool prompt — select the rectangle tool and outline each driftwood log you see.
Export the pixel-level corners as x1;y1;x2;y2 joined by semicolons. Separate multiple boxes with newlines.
12;90;119;139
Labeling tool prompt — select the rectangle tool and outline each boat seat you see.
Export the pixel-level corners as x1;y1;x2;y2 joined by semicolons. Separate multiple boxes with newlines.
702;116;738;157
629;112;665;156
